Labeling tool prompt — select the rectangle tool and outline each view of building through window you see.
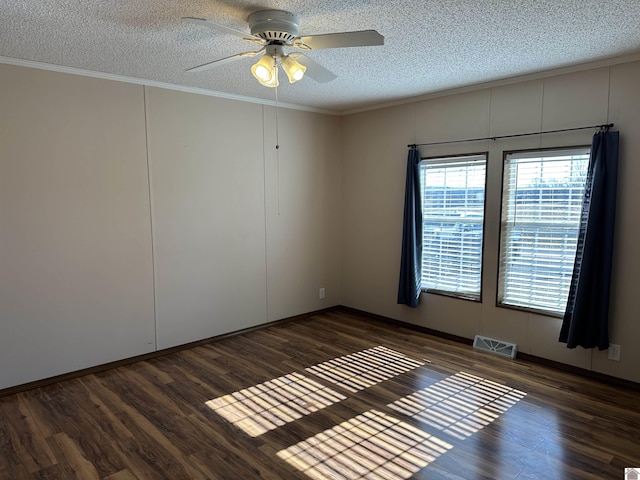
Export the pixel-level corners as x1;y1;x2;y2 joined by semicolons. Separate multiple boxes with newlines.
498;147;590;315
418;146;590;316
419;154;487;300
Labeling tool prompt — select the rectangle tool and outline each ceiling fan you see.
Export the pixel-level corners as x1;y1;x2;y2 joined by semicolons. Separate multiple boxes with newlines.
183;10;384;87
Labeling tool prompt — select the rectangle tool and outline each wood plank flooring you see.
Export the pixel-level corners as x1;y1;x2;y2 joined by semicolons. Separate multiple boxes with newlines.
1;309;639;479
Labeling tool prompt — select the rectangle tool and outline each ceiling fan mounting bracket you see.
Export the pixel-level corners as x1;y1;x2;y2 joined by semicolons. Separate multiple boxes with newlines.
265;45;285;57
248;10;300;44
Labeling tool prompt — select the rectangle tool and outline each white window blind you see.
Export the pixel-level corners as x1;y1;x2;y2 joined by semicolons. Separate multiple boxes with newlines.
498;147;590;315
419;154;487;300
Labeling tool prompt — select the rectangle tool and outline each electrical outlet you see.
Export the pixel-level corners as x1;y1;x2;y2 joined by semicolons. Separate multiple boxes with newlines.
608;344;621;361
319;288;325;299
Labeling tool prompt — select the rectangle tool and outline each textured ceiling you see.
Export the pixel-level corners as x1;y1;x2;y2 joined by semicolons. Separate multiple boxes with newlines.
2;0;640;113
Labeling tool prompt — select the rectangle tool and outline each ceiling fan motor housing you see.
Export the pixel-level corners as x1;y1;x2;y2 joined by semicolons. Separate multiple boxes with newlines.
248;10;299;43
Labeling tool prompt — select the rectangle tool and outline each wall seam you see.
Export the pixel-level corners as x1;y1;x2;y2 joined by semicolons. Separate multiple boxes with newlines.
606;66;612;125
539;79;545;149
262;104;270;323
143;85;159;351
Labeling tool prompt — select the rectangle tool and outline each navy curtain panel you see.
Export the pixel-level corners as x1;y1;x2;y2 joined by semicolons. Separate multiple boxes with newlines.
397;147;422;307
559;129;619;349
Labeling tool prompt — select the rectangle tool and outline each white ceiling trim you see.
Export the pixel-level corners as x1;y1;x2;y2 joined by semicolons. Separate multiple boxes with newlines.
342;52;640;116
0;56;339;116
3;52;640;118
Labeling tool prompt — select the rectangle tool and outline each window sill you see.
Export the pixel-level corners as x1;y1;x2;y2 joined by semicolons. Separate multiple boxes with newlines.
496;302;563;319
422;289;481;303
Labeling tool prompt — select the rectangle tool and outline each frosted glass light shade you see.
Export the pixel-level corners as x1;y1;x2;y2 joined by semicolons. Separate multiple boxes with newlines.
281;55;306;83
251;55;279;87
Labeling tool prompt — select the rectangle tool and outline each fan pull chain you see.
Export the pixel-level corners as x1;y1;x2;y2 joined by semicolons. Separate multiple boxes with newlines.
275;84;281;216
275;83;280;150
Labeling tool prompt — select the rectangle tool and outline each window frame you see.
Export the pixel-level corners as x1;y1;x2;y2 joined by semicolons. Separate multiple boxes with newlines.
496;145;591;317
418;152;489;303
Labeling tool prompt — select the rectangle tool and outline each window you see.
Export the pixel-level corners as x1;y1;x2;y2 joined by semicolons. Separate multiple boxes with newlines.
419;154;487;300
498;147;590;316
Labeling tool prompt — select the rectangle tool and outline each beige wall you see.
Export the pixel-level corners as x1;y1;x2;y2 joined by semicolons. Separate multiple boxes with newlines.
0;64;342;389
263;107;342;321
2;58;638;389
341;61;640;383
0;65;156;388
145;88;268;349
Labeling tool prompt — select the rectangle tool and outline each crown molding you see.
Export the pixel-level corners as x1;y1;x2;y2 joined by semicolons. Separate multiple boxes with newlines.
341;52;640;116
0;56;339;116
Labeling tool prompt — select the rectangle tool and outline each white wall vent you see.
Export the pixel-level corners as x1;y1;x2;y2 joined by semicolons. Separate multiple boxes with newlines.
473;335;517;359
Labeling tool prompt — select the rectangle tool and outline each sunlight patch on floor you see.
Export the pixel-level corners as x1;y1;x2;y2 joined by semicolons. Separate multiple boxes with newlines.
277;409;452;480
206;372;346;437
388;371;527;440
305;346;426;393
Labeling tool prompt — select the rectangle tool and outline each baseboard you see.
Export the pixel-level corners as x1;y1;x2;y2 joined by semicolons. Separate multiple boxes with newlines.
336;305;640;392
337;305;474;346
4;304;637;397
515;351;640;391
0;306;340;398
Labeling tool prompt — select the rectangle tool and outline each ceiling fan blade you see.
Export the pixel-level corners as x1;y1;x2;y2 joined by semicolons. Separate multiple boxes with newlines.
294;30;383;50
183;17;265;45
187;48;265;72
289;53;337;83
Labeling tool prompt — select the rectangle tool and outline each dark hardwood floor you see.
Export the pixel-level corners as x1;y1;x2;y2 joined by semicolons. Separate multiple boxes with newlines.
1;309;639;479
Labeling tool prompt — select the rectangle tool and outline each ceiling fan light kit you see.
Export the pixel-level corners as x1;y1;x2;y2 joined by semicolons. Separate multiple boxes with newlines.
250;45;307;87
184;10;383;87
281;55;306;83
250;52;279;87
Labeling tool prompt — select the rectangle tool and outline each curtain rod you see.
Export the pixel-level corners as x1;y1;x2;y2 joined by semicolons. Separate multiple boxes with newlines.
408;123;614;149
